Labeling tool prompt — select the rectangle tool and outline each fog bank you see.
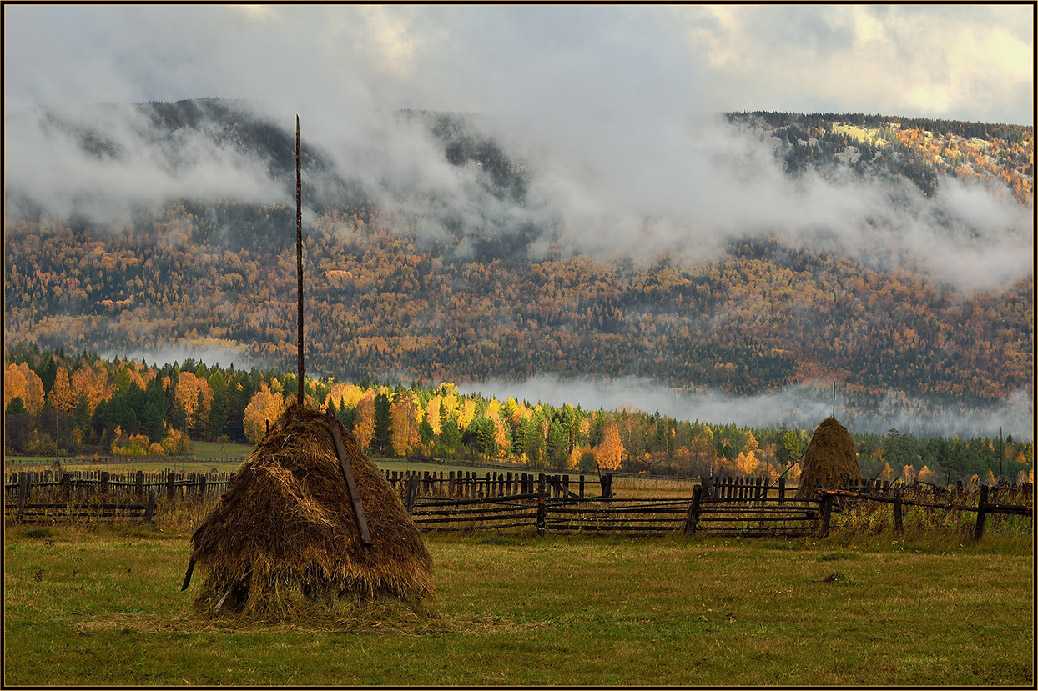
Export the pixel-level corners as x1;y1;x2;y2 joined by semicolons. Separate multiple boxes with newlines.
459;376;1035;440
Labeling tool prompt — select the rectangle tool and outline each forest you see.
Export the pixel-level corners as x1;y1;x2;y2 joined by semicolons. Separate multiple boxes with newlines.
5;208;1032;408
4;102;1034;464
4;345;1033;487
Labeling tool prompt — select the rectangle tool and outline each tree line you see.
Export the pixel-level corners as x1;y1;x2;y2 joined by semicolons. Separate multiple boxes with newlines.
5;345;1032;485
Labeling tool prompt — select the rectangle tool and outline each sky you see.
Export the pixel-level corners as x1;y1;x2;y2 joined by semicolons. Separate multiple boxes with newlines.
3;4;1033;123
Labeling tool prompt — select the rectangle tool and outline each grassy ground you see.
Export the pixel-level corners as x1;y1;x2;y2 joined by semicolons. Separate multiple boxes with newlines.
3;525;1032;686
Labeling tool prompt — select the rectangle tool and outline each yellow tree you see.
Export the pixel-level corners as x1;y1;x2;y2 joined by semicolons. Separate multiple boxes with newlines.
7;363;45;414
735;432;761;476
456;398;478;430
327;382;365;410
161;425;192;455
425;394;443;436
48;367;76;411
4;364;29;412
353;391;376;452
70;361;112;414
242;385;285;444
390;393;421;458
491;416;510;460
175;371;214;430
594;422;624;471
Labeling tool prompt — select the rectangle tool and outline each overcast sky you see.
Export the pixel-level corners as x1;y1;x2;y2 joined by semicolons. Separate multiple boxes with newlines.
4;4;1033;123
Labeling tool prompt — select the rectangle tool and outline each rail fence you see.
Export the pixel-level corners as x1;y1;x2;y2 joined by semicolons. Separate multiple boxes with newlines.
5;466;1032;540
818;481;1033;540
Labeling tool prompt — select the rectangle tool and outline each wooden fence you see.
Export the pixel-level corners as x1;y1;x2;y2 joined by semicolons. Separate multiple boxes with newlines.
3;468;235;523
819;482;1033;539
407;474;685;535
6;465;1031;540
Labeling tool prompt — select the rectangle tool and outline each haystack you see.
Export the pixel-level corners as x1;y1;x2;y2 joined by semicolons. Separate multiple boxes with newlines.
184;403;432;616
795;417;861;498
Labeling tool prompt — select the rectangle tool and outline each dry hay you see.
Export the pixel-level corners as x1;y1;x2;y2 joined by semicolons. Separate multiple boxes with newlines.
186;403;432;617
795;417;861;498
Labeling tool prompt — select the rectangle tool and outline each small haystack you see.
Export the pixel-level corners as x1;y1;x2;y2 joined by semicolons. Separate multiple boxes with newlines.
184;403;432;616
795;417;861;498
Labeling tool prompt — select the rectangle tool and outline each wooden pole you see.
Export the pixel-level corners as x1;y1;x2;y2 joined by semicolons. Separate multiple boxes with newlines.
819;493;833;537
892;486;904;535
974;484;989;541
295;114;305;406
536;473;546;535
684;484;703;536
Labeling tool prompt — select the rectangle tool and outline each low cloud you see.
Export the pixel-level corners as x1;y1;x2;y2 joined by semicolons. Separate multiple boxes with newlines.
3;103;286;225
103;340;259;372
459;376;1034;441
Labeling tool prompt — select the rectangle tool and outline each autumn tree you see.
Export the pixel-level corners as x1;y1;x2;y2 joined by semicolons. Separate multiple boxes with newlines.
47;367;76;411
390;393;421;458
6;363;44;415
242;385;285;444
352;391;376;452
175;371;214;435
594;422;624;471
70;361;113;414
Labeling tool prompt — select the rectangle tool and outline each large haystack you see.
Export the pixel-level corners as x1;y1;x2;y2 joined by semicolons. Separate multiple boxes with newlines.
185;403;432;616
795;417;861;498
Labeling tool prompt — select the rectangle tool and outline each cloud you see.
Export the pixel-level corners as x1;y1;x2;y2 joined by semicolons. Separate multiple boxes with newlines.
3;5;1032;292
4;103;286;224
458;376;1035;441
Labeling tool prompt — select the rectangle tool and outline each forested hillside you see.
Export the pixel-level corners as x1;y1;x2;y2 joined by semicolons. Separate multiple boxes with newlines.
4;100;1034;435
5;211;1031;403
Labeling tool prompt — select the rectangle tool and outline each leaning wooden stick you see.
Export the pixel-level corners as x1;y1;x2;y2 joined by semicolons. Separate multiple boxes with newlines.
327;418;373;546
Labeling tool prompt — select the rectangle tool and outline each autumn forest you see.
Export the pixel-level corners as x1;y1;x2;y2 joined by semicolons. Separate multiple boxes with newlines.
3;100;1034;483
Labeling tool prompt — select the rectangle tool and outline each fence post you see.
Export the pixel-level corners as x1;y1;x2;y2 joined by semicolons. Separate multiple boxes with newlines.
144;490;157;522
562;474;570;499
166;472;175;501
61;471;72;501
893;487;904;535
974;485;989;541
601;473;613;499
684;484;703;536
136;470;145;497
579;474;585;499
198;473;208;500
819;493;833;537
100;471;109;495
778;477;785;503
536;474;546;535
405;475;420;515
17;473;31;521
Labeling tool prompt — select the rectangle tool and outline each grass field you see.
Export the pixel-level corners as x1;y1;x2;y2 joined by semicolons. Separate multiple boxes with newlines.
3;524;1033;686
